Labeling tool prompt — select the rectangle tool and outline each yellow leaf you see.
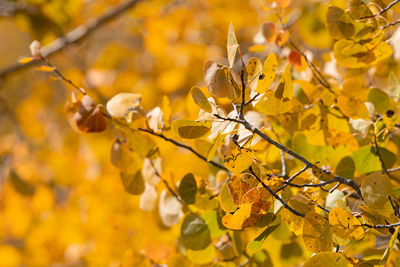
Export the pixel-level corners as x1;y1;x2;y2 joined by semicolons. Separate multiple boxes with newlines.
256;53;278;94
325;6;355;39
380;226;400;265
246;57;262;91
281;197;313;236
337;95;369;119
334;39;392;68
361;172;393;216
191;86;212;113
171;120;212;139
275;65;293;99
303;252;348;267
303;211;332;253
18;57;34;64
207;132;225;161
329;207;364;240
222;203;252;230
227;22;239;68
224;148;254;174
35;65;54;72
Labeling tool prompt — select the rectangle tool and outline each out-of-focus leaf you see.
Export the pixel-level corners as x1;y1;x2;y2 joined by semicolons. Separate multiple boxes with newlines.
337;95;369;119
201;210;226;238
303;252;348;267
368;88;395;115
35;65;54;72
159;190;183;227
171;120;212;139
247;224;280;252
326;6;354;39
227;22;239;68
180;213;211;250
288;51;302;67
186;245;216;265
389;72;400;100
106;93;141;118
178;173;197;204
191;86;212;113
261;22;277;43
120;170;145;195
140;183;157;211
335;156;355;179
303;211;332;253
18;57;34;64
353;146;396;174
9;170;35;196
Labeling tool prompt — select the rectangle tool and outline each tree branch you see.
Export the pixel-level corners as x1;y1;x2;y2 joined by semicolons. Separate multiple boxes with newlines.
138;128;228;171
0;0;142;79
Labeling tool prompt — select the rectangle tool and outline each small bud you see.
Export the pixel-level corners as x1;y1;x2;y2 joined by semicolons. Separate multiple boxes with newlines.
29;40;41;58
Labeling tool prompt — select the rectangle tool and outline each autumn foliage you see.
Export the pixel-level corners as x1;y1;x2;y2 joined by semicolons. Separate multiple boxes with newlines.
5;0;400;266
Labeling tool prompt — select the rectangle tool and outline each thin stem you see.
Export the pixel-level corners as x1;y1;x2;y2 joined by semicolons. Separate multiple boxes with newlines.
249;166;305;217
41;56;86;95
284;179;337;188
138;128;228;171
362;221;400;229
361;0;400;19
276;165;309;193
150;160;182;204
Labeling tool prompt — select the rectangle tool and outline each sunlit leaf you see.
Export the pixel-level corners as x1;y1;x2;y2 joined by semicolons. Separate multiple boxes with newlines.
329;207;364;240
247;224;280;252
303;211;332;253
227;22;239;68
303;252;348;267
224;148;254;174
191;86;212;113
106;93;141;118
256;53;277;94
159;190;183;227
35;65;54;72
18;57;34;64
201;210;226;238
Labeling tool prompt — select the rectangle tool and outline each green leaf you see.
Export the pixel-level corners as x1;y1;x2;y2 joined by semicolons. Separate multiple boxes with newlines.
247;224;280;252
335;156;355;179
178;173;197;204
368;88;391;114
201;210;226;238
191;86;212;113
353;146;396;174
171;120;212;139
227;22;239;68
120;170;145;195
181;213;211;250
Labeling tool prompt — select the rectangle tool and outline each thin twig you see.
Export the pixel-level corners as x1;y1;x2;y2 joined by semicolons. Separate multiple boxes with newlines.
40;56;87;95
138;128;227;171
284;179;337;188
213;114;364;199
150;159;183;203
361;0;400;19
362;221;400;229
0;0;142;79
276;165;309;193
372;122;389;176
381;18;400;29
249;166;305;217
388;195;400;219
